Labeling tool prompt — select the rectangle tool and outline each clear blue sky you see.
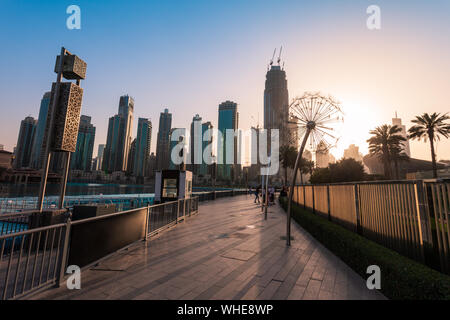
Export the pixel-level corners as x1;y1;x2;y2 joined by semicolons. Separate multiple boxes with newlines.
0;0;449;161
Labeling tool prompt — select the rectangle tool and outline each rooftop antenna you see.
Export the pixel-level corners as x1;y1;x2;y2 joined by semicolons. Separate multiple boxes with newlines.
395;111;398;118
269;48;276;66
277;46;283;65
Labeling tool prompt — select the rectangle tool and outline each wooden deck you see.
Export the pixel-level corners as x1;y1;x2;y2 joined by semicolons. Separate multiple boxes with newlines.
31;195;386;300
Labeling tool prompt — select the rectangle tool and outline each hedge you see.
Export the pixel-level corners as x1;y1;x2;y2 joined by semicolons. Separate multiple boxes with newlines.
279;197;450;300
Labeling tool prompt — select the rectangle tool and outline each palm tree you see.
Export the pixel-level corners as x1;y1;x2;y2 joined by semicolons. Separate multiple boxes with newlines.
390;145;409;179
367;124;406;179
279;145;297;186
408;113;450;178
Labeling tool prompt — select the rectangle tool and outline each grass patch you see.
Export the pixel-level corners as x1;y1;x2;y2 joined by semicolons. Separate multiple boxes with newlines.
279;197;450;300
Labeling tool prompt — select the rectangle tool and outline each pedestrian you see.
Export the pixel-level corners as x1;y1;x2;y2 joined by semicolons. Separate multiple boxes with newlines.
254;185;261;204
269;186;275;204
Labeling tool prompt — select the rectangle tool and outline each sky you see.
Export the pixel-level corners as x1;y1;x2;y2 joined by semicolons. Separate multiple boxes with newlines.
0;0;449;163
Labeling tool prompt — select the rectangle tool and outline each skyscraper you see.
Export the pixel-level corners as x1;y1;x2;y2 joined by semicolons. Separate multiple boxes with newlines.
30;92;51;169
14;116;37;169
264;64;289;148
96;144;105;170
343;144;363;162
200;121;213;176
102;95;134;172
217;101;239;181
127;138;136;174
70;115;96;171
133;118;152;177
156;108;172;171
168;128;187;170
190;114;202;174
392;113;411;157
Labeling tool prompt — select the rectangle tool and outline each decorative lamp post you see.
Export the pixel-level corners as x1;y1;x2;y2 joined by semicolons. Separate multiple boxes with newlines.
37;47;87;212
286;92;343;246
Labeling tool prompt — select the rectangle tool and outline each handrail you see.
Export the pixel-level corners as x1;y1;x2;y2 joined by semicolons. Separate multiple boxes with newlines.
0;222;66;240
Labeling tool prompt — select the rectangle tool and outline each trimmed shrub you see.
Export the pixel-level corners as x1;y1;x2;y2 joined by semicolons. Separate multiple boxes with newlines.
279;197;450;300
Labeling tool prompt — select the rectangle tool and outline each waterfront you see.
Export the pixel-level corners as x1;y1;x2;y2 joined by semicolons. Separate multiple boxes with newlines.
0;182;155;198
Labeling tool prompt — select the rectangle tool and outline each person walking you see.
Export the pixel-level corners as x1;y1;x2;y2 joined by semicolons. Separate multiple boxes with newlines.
254;185;261;204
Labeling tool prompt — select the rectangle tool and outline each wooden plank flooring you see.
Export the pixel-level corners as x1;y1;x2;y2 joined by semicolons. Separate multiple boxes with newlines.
30;195;386;300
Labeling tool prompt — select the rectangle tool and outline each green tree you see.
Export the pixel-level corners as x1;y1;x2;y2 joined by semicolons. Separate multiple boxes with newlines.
367;124;406;179
309;167;331;184
408;113;450;178
309;158;365;184
279;145;297;186
299;158;314;184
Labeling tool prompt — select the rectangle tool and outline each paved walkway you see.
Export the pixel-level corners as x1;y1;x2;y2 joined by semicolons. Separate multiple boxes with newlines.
31;195;385;300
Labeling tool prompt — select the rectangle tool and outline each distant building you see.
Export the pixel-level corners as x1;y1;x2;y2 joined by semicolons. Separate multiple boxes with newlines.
70;115;96;171
392;113;411;157
200;121;213;176
264;64;290;148
96;144;105;170
217;101;239;181
190;114;202;175
133;118;152;177
169;128;187;170
315;142;334;168
155;108;172;171
147;152;157;178
127;138;136;174
343;144;363;162
14;116;37;169
0;144;4;151
30;91;51;169
0;150;13;169
103;95;134;172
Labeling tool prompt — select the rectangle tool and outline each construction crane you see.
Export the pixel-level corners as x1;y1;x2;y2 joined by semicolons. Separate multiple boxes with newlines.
277;46;283;65
269;48;276;66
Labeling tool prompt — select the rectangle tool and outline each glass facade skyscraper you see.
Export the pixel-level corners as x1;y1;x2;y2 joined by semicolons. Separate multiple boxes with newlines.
217;101;239;181
30;91;51;169
156;108;172;171
70;115;96;171
133;118;152;177
102;95;134;172
14;116;37;169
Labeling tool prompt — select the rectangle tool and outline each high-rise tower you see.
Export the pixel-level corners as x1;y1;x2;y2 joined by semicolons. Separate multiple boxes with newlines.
70;115;96;171
133;118;152;177
217;101;239;181
30;92;51;169
156;108;172;170
264;64;289;148
392;112;411;157
14;116;37;169
102;95;134;172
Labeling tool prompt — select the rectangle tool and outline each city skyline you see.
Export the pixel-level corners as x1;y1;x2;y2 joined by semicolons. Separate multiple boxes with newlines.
1;0;450;164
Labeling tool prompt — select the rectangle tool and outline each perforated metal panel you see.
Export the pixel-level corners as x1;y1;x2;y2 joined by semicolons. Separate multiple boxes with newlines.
49;82;84;152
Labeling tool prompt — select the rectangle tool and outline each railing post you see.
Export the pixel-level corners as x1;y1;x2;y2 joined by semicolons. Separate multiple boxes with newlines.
327;184;331;221
414;181;433;262
144;205;150;240
176;200;180;224
58;217;71;287
312;185;315;214
354;184;362;235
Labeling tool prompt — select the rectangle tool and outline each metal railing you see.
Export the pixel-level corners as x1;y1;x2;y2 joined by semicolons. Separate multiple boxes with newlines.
0;223;68;300
0;196;200;300
291;179;450;274
425;181;450;273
